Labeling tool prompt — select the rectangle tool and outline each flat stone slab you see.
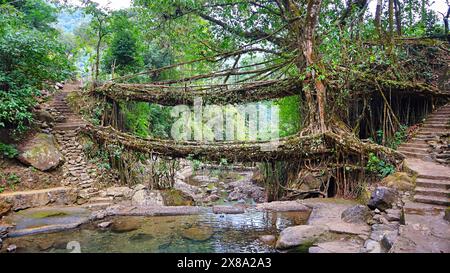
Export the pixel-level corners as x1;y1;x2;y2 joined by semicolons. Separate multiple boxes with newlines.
405;158;450;178
94;205;206;219
256;201;310;212
212;205;245;214
0;187;77;211
304;199;370;236
4;206;90;238
326;222;370;236
309;240;362;253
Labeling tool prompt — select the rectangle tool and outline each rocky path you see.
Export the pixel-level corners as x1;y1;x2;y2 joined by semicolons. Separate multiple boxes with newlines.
51;83;112;208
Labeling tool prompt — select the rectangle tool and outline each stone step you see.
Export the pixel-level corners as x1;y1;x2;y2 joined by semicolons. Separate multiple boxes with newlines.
417;174;450;180
54;124;86;131
403;201;446;216
427;114;450;119
80;202;112;209
413;194;450;206
399;143;428;148
415;187;450;198
89;196;114;203
398;151;429;158
416;178;450;190
421;124;450;129
398;147;429;154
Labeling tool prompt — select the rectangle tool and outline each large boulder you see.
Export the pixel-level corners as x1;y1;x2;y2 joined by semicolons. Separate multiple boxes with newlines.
368;187;397;212
341;205;371;224
382;172;414;191
275;225;329;250
132;189;164;206
17;133;64;171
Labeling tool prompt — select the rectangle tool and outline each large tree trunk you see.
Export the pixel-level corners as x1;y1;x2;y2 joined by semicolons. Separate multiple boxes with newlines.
302;0;327;133
283;0;327;133
375;0;383;38
393;0;402;35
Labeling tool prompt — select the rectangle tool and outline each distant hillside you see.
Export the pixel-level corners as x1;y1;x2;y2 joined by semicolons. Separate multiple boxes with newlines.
56;9;90;34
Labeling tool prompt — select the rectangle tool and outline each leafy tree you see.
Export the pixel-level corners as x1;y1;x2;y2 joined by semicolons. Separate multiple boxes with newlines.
0;0;73;135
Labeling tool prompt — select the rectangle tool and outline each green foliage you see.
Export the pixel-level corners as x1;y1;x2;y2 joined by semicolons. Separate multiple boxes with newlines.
366;153;395;178
0;142;18;159
0;171;21;191
0;0;74;135
276;96;301;137
103;11;144;75
388;125;408;149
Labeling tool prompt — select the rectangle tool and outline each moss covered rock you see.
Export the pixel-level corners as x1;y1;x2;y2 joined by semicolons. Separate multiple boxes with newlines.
17;133;64;171
382;172;415;191
161;189;194;206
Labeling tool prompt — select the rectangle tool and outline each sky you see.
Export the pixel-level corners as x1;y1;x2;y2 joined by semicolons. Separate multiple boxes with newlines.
70;0;448;14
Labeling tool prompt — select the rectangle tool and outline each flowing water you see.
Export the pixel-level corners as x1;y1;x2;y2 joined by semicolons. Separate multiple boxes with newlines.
3;209;310;253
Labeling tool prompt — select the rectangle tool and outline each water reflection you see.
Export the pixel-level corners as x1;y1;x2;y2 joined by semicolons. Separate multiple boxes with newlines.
4;209;310;253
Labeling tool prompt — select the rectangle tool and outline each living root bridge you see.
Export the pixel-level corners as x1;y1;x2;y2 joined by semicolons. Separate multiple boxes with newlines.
81;125;403;164
94;78;301;106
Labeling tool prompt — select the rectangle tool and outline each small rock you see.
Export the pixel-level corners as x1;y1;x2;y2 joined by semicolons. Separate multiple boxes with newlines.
98;221;112;229
259;235;276;245
363;239;381;253
381;231;398;251
374;209;381;214
368;187;397;212
133;184;147;192
0;200;13;217
385;209;401;222
7;244;17;253
341;205;371;223
205;194;221;203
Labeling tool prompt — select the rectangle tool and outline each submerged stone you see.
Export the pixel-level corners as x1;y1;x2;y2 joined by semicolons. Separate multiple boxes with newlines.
181;226;214;242
129;233;155;242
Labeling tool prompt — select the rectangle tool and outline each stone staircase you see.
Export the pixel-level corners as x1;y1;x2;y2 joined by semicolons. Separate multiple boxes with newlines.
51;84;113;209
398;103;450;207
